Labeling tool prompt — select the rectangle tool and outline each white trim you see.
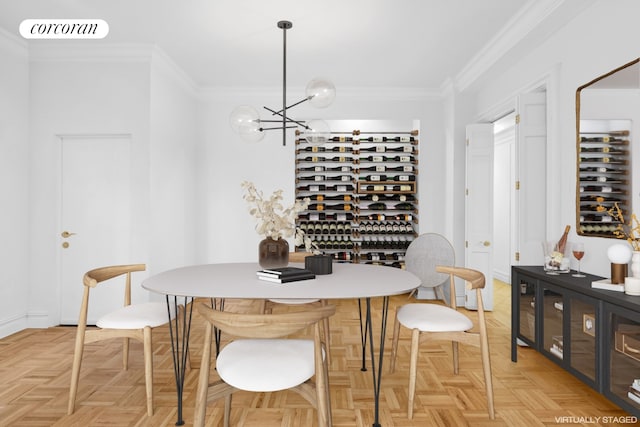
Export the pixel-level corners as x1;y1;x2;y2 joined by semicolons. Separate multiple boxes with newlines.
0;26;28;58
0;314;28;339
455;0;590;92
201;86;441;101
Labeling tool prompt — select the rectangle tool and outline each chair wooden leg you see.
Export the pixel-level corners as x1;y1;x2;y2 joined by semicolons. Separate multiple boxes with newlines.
480;331;495;419
223;394;232;427
123;337;130;370
320;299;331;364
67;325;86;415
194;322;213;427
389;311;401;373
407;328;420;419
452;341;460;374
323;354;332;427
142;326;154;416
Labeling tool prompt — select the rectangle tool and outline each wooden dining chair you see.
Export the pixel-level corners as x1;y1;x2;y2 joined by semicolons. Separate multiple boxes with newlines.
389;265;495;419
67;264;176;416
193;302;336;427
261;251;332;361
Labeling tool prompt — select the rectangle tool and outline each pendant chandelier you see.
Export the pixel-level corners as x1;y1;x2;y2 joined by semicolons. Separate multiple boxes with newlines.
229;20;336;146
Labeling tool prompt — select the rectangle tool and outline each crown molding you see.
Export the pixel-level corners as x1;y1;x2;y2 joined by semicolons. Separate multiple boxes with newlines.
0;26;28;58
28;42;154;63
150;46;199;97
201;86;441;102
454;0;591;93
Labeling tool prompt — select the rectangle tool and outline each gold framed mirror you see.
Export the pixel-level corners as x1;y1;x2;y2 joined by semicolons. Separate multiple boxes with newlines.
576;58;639;238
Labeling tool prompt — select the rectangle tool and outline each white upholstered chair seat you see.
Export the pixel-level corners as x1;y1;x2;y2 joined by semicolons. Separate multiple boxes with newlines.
216;339;322;392
396;303;473;332
96;302;175;329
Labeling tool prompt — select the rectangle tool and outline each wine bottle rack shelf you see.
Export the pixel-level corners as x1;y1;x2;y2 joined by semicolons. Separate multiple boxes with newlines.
295;129;419;268
577;125;631;238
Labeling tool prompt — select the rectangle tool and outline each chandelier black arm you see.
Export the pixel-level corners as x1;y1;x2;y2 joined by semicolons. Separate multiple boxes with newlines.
259;125;299;131
263;106;309;129
269;96;313;116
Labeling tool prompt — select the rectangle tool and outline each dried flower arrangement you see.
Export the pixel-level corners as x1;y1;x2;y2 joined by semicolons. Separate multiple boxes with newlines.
241;181;319;253
607;202;640;251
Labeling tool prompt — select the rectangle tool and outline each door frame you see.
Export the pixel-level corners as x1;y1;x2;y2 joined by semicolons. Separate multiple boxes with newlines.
55;133;136;325
470;68;558;286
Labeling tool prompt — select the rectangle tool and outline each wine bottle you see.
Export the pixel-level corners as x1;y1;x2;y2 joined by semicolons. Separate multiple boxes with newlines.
359;165;387;172
326;165;353;172
368;202;387;211
389;155;415;163
308;203;325;211
297;165;325;172
390;175;415;182
298;146;326;152
394;202;414;211
385;165;414;172
301;156;325;162
360;174;387;182
329;136;353;142
363;155;385;162
297;184;325;192
359;146;389;153
328;156;351;162
383;146;413;153
555;225;570;252
326;175;353;182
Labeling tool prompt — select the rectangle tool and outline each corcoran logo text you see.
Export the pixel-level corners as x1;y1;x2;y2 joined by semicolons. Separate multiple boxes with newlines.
19;19;109;39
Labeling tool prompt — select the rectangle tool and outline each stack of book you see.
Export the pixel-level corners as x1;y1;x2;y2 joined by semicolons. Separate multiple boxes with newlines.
629;379;640;404
256;267;316;283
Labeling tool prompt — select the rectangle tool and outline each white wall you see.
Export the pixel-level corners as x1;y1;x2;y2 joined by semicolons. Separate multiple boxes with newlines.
466;0;640;278
0;30;29;337
198;88;445;263
27;52;152;327
148;49;199;279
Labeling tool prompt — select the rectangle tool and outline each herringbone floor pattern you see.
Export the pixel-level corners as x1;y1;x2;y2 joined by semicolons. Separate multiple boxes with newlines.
0;281;632;426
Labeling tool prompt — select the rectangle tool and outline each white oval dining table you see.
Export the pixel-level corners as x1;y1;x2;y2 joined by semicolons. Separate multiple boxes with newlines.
142;262;420;426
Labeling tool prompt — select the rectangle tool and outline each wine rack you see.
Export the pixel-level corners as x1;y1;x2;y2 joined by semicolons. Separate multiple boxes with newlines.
295;129;419;268
578;124;631;238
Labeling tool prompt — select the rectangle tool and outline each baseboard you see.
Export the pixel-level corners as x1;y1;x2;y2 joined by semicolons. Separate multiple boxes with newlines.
0;314;28;339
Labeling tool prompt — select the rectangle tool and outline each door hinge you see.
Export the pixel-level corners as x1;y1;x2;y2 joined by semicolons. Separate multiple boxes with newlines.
466;138;469;146
465;188;469;196
515;114;521;124
515;181;520;190
515;252;520;261
465;240;468;248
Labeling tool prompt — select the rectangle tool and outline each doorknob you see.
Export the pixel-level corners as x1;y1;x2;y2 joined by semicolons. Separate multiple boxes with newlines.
61;231;76;238
481;240;491;247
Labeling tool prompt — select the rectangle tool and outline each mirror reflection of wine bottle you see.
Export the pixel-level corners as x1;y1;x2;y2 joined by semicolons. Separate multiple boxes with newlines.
390;175;415;182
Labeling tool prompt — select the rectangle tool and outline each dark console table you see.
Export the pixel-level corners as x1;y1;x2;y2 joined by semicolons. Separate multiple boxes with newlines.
511;266;640;417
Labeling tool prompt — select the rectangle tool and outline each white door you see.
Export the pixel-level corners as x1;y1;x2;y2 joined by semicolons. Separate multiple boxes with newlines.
59;135;133;325
515;92;547;266
465;124;494;311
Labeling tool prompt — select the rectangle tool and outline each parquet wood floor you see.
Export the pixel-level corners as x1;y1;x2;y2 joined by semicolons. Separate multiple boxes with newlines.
0;281;633;426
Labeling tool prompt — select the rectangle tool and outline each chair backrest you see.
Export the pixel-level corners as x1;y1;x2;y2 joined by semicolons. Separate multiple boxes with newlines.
83;264;146;288
196;302;335;339
405;233;455;288
77;264;146;326
435;265;485;310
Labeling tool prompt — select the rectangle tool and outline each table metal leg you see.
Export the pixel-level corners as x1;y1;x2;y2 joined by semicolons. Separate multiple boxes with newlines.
358;299;369;372
166;295;193;426
210;298;225;355
359;296;390;427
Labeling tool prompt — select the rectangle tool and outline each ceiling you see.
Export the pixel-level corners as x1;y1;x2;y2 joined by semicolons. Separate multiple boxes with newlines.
0;0;592;91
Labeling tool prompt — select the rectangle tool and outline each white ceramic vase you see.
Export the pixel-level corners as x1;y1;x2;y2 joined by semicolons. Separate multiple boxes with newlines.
632;251;640;278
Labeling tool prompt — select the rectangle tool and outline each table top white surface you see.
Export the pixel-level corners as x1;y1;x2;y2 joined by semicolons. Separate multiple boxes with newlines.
142;262;420;299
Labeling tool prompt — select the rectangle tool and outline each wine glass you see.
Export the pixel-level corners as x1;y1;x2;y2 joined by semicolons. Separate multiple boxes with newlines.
572;243;586;277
